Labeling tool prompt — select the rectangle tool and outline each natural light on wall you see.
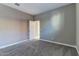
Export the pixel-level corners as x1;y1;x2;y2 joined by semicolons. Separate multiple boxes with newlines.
51;13;63;31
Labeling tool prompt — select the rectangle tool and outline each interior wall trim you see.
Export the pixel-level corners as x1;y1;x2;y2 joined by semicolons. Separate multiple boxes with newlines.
40;39;76;48
75;47;79;55
0;40;28;49
40;39;79;55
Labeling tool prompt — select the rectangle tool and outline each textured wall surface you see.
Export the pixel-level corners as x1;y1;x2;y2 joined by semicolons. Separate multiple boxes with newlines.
35;4;76;45
0;4;32;47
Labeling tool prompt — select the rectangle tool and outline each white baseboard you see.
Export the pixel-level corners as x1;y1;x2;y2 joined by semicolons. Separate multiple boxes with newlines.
75;47;79;55
0;39;78;55
0;40;27;49
40;39;79;55
40;39;76;48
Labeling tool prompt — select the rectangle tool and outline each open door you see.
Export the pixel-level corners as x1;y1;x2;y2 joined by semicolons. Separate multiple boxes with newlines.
29;20;40;40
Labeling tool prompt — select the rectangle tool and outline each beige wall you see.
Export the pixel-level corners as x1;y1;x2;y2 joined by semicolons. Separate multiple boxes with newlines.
35;4;76;45
0;4;32;48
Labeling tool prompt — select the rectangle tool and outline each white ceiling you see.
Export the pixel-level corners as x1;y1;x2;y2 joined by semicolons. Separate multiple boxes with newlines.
2;3;70;15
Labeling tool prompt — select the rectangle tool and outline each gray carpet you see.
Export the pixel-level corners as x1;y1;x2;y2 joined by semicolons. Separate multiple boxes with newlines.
0;40;78;56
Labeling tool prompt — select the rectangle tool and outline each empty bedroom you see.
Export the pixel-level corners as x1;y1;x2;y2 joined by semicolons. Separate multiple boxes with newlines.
0;3;78;56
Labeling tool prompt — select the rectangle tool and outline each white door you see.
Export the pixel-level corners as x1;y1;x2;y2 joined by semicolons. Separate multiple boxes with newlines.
29;20;40;40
